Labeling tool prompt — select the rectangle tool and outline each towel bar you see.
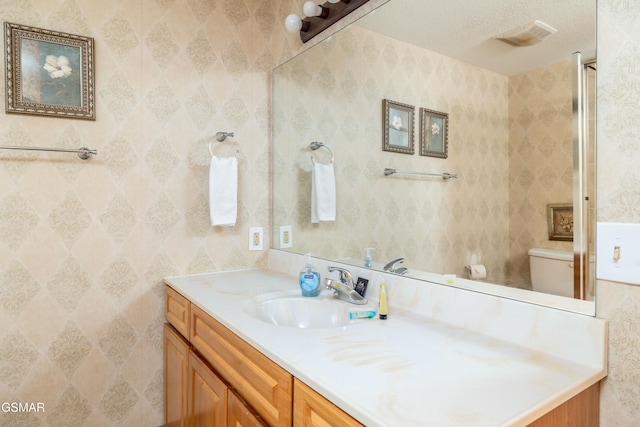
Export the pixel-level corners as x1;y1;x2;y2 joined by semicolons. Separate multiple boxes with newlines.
0;145;97;160
384;168;457;180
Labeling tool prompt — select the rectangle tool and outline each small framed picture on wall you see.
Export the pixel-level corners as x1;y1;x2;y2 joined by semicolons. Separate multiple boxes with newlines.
4;22;95;120
419;108;448;159
383;99;415;155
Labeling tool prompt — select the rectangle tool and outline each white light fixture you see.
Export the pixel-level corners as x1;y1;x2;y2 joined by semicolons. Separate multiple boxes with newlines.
303;1;329;18
284;0;367;43
285;14;308;33
494;20;558;46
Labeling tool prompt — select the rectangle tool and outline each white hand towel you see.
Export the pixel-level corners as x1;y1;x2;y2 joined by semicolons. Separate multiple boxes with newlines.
311;162;336;223
209;155;237;227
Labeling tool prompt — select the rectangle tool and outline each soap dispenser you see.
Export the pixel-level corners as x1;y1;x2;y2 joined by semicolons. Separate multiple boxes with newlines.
299;253;321;297
364;248;375;268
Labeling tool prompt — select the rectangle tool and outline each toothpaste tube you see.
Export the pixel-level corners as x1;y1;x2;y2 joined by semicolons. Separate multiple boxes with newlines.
349;310;376;319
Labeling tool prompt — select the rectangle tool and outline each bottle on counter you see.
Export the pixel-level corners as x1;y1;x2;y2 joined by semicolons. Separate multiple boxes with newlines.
379;281;388;319
299;253;321;297
364;247;374;268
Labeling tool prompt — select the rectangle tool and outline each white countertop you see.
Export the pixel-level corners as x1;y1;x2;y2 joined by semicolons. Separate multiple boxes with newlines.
165;256;607;427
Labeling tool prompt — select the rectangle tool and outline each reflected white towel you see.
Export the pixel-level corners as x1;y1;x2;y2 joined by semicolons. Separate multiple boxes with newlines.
209;155;237;227
311;162;336;223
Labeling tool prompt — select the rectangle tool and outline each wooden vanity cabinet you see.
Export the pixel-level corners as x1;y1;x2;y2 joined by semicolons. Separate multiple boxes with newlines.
164;324;189;427
228;389;269;427
166;286;190;338
188;349;227;426
293;378;364;427
165;285;598;427
190;304;293;426
527;382;599;427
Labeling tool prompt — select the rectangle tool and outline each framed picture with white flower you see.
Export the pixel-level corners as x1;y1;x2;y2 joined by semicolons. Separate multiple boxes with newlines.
4;22;95;120
383;99;415;154
419;108;448;159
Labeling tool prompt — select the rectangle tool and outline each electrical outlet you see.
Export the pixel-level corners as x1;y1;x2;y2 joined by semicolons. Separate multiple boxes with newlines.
279;225;293;249
249;227;263;251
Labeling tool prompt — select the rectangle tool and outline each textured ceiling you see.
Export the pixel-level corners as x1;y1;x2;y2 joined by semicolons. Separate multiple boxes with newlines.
355;0;596;76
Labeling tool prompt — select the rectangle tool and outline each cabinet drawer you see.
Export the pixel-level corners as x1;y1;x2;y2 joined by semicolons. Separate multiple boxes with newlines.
190;304;293;427
166;285;190;338
294;378;364;427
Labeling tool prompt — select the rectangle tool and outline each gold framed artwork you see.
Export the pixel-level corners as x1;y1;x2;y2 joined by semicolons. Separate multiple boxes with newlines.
4;22;95;120
419;107;448;158
382;99;415;155
547;203;573;241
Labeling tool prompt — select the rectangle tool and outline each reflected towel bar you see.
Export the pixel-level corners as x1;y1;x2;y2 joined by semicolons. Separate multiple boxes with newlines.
0;145;97;160
384;168;457;180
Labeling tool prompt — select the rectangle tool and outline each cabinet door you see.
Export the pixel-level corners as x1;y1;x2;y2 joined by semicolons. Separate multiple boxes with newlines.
188;350;227;427
293;379;364;427
164;324;189;427
190;304;293;426
228;389;268;427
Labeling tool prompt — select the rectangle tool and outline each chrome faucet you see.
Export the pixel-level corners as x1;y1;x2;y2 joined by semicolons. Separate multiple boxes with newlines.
384;257;407;274
325;267;368;305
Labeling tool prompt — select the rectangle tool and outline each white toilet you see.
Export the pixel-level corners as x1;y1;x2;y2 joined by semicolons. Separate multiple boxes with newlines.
528;248;574;298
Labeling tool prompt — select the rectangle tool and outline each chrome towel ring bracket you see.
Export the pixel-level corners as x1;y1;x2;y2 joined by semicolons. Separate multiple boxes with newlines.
209;132;239;158
215;131;234;142
309;141;334;164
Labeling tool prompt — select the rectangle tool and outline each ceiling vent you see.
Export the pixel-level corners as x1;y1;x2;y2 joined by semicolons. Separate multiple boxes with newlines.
494;20;558;46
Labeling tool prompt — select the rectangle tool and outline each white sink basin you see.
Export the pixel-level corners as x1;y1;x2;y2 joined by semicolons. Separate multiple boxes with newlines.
244;291;373;328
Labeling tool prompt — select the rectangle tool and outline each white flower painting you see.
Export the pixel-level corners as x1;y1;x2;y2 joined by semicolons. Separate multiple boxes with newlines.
43;55;73;79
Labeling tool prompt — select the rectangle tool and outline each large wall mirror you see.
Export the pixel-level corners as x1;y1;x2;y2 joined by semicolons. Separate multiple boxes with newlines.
272;0;596;315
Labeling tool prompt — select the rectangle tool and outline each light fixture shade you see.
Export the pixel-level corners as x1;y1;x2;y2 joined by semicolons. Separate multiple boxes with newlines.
303;1;322;17
327;0;341;3
284;14;303;33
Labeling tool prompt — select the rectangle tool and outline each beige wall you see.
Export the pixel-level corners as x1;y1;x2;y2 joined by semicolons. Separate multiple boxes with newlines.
507;60;574;287
0;0;294;425
0;0;638;426
597;1;640;426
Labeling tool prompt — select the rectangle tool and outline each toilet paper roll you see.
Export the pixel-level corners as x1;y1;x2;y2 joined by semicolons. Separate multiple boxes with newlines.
468;264;487;280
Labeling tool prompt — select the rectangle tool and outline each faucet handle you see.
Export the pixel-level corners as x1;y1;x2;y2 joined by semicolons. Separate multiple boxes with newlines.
384;257;405;272
327;266;353;286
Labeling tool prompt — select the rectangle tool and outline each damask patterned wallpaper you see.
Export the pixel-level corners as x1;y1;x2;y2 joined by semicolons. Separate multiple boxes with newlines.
507;60;574;287
596;2;640;426
0;0;296;425
0;0;637;426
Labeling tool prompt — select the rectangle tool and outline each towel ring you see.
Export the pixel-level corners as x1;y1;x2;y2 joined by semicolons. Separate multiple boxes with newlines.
309;141;334;164
209;131;239;158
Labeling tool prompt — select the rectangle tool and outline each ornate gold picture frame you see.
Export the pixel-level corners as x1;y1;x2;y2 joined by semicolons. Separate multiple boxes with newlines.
419;107;448;159
4;22;95;120
547;203;573;241
383;99;415;155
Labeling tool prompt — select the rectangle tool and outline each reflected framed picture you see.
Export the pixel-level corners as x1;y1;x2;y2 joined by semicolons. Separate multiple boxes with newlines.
547;203;573;241
383;99;415;154
419;108;448;158
4;22;95;120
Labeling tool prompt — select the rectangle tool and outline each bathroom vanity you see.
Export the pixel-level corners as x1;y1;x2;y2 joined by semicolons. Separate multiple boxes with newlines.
164;251;607;427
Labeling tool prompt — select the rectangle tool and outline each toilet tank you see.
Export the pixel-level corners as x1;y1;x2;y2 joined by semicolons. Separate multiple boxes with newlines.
528;248;574;298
